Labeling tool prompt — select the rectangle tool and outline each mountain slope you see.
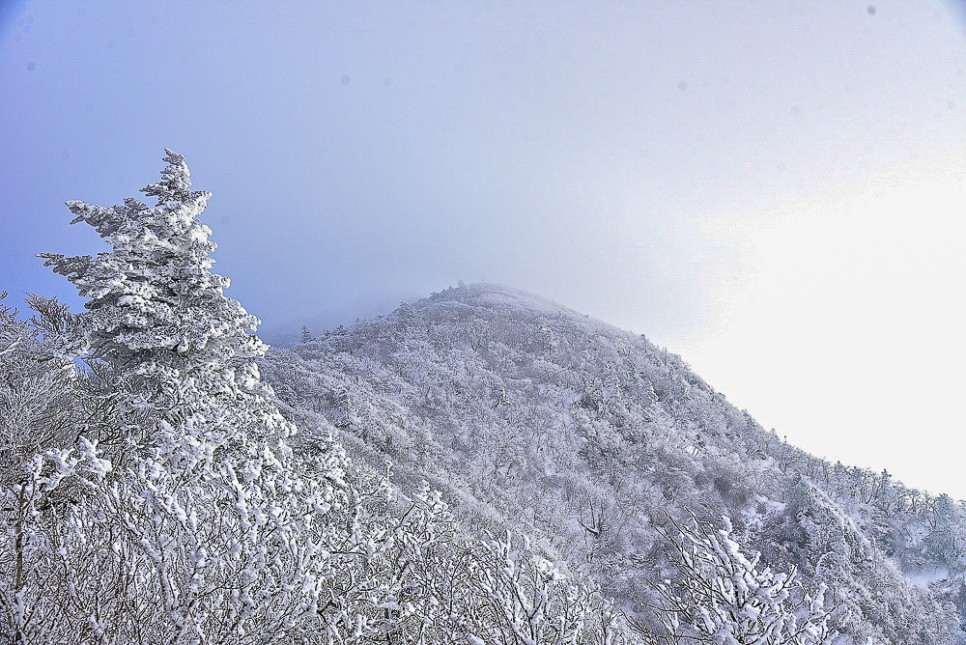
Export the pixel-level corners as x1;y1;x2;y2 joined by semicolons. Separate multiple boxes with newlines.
260;283;966;643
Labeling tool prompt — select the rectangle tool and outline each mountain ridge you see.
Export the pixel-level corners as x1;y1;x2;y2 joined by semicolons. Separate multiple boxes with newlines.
260;281;966;643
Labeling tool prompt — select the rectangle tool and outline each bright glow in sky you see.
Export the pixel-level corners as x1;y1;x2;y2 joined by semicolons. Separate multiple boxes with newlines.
1;1;965;497
687;169;966;497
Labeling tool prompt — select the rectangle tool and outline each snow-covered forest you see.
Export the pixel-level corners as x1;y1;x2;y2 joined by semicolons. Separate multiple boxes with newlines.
3;152;966;643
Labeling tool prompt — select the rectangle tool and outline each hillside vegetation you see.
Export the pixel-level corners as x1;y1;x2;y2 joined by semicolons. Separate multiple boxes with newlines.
262;283;966;644
3;150;965;643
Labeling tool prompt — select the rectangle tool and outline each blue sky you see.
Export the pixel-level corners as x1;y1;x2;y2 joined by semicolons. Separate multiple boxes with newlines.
2;1;965;497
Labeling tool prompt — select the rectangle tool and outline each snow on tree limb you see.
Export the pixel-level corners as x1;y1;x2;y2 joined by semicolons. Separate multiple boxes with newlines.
651;511;837;645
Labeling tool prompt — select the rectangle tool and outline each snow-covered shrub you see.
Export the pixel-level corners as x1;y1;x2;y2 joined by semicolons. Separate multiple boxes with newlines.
652;513;834;645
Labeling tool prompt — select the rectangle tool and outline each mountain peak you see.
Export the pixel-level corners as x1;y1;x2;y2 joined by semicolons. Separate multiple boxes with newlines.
425;282;573;312
260;285;966;643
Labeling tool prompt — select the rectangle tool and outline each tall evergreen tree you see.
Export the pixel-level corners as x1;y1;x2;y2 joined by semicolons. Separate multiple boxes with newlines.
29;150;357;641
40;149;266;412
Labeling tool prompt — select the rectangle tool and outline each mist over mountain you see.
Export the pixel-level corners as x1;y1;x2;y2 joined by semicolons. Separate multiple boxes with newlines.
6;150;966;643
261;282;966;644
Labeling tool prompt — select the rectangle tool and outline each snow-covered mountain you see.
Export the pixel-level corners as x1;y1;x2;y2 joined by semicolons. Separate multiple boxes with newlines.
261;282;966;644
10;149;965;643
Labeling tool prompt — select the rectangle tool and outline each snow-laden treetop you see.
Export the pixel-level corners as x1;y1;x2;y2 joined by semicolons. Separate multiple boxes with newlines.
39;149;265;382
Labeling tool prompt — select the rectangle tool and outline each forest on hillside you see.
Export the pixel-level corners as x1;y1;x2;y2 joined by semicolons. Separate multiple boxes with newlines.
2;152;965;644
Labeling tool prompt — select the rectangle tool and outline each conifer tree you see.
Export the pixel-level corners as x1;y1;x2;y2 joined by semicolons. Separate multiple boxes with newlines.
31;150;356;642
40;149;266;417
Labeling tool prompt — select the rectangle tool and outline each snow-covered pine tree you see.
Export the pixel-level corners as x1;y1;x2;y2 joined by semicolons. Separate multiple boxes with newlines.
31;150;364;642
39;149;266;416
